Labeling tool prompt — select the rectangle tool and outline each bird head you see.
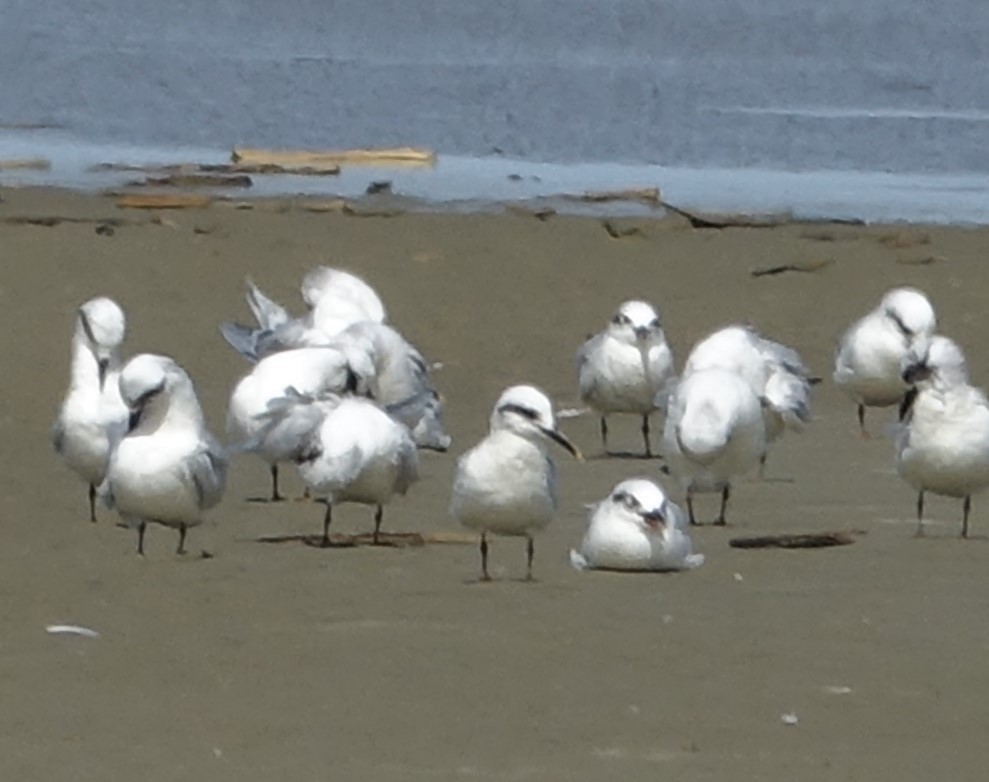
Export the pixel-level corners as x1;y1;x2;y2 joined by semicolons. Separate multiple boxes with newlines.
490;385;582;460
606;478;671;532
77;297;126;389
607;300;664;345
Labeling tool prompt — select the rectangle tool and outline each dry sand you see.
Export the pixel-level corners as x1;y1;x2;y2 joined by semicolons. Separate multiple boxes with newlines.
2;186;988;780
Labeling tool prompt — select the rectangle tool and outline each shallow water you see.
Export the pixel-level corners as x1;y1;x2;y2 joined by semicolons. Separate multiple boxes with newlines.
1;0;988;220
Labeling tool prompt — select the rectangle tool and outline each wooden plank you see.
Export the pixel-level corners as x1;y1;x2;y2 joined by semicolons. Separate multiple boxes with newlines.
91;161;341;176
115;193;213;209
138;173;253;189
231;146;437;167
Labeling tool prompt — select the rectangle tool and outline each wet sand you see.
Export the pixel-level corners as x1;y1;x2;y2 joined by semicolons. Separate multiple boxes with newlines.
3;186;988;780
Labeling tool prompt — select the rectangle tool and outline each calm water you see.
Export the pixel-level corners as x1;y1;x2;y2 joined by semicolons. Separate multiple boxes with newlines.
1;0;988;220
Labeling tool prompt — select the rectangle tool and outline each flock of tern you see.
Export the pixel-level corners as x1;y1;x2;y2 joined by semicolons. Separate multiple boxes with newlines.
52;268;989;579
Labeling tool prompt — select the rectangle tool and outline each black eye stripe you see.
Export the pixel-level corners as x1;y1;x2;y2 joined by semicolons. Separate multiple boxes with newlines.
498;402;539;421
887;309;912;336
78;309;97;343
136;381;166;407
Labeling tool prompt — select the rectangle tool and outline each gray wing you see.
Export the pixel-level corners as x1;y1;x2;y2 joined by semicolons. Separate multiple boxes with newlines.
254;317;319;359
575;333;602;371
758;336;811;378
187;434;228;511
394;435;420;495
219;321;263;362
246;278;290;331
244;389;330;462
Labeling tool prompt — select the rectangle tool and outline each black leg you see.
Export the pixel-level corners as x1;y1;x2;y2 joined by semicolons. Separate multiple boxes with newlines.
373;505;383;544
270;464;284;502
136;521;147;556
857;404;869;439
687;489;697;526
321;501;332;547
716;485;730;526
600;417;609;454
88;483;97;523
962;495;971;539
479;532;491;581
641;414;652;458
914;491;925;538
525;536;535;581
758;452;768;480
176;523;187;555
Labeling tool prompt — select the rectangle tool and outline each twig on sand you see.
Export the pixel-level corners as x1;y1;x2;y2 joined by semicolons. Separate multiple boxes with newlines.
729;531;858;549
751;258;835;277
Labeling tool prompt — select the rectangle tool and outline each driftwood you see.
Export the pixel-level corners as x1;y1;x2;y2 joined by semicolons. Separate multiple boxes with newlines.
729;532;856;549
115;193;213;209
135;173;253;189
602;220;646;239
2;215;129;227
506;204;557;221
751;258;835;277
896;255;946;266
231;146;437;168
562;187;661;205
91;161;341;176
660;200;791;229
0;157;51;171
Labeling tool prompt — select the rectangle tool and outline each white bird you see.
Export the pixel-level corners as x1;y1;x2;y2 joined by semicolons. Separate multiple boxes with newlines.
682;325;812;475
227;346;375;501
896;335;989;538
219;267;387;361
576;300;675;457
103;354;227;555
661;367;766;525
336;321;451;451
252;392;419;545
570;478;704;571
219;271;450;451
52;296;129;522
451;385;583;581
834;287;937;437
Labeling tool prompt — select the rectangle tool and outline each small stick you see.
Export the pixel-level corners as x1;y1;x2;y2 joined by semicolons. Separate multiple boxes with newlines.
729;532;856;549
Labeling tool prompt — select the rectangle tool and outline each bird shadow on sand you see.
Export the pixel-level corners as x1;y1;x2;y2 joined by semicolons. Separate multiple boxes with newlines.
244;495;312;504
588;451;663;462
254;531;479;549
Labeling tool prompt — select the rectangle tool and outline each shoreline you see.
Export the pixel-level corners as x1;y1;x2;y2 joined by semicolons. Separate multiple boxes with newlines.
2;131;988;225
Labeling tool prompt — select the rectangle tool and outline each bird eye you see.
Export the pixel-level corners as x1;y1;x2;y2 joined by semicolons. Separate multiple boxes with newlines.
613;491;640;509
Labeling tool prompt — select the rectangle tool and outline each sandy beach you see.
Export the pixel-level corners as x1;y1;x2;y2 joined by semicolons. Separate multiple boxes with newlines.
3;184;988;780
